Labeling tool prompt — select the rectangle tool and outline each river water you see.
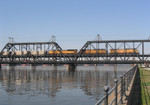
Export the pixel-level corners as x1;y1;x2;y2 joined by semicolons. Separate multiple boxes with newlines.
0;64;132;105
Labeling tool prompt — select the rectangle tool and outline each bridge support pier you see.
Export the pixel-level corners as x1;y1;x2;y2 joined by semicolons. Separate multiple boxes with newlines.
114;64;117;79
9;64;16;66
52;64;57;70
32;64;36;70
8;64;16;70
67;64;76;72
94;64;97;66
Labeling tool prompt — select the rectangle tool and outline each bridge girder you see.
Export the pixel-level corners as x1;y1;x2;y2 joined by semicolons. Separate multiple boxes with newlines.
0;40;150;64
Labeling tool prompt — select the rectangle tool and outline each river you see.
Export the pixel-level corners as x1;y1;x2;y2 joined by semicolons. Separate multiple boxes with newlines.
0;64;132;105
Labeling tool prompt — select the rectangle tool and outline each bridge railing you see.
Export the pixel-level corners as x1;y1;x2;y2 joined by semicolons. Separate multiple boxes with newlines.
95;65;138;105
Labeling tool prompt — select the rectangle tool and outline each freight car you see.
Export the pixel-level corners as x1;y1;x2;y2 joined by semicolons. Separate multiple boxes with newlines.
49;49;78;54
80;49;107;54
109;49;139;54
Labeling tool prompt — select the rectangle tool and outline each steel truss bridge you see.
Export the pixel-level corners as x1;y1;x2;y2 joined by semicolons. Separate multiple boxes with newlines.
0;40;150;64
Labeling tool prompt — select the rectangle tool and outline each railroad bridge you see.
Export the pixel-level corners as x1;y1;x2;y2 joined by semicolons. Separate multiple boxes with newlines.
0;39;150;69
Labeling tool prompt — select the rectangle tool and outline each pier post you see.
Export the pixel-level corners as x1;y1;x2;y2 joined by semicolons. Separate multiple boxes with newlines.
114;64;117;79
67;63;76;72
94;64;97;66
52;64;57;70
32;64;36;70
9;64;16;66
105;71;108;86
8;64;16;70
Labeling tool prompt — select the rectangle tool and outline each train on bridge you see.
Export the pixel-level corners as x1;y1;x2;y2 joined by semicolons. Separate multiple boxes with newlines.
1;39;149;64
0;49;139;56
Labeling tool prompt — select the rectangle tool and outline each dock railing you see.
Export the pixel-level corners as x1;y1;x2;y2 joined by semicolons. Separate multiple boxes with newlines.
95;65;138;105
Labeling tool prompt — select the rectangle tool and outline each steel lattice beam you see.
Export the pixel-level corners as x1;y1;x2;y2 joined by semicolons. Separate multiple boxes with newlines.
1;40;150;64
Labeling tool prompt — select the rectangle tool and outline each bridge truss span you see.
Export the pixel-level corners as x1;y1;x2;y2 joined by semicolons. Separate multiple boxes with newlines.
0;42;75;63
76;40;150;64
0;40;150;64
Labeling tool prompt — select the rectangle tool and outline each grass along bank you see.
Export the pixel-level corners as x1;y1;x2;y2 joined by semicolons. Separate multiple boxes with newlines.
140;67;150;105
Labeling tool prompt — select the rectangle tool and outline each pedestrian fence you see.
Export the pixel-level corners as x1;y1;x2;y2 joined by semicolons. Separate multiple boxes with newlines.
95;65;138;105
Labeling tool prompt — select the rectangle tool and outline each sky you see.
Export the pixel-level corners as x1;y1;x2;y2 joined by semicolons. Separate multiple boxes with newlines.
0;0;150;50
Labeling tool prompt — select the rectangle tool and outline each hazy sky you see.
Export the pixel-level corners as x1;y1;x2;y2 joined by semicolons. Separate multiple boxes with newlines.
0;0;150;50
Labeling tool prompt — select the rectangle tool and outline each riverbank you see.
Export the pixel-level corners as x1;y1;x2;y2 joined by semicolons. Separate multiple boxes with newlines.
140;67;150;105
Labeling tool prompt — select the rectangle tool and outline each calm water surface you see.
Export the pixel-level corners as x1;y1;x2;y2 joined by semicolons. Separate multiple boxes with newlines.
0;64;132;105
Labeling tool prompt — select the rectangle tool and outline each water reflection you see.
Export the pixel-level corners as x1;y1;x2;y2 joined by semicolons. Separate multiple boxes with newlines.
0;64;131;105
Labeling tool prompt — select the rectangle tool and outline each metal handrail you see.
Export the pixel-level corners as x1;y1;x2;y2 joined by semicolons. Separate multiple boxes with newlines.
95;65;138;105
108;86;116;94
95;95;106;105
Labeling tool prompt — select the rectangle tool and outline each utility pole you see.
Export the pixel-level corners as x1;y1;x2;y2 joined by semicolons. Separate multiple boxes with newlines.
8;37;15;43
96;34;102;41
49;35;56;42
95;34;102;49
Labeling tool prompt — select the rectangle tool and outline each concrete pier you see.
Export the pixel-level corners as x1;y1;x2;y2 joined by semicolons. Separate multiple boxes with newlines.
9;64;16;66
52;64;57;67
114;64;117;78
67;64;76;72
52;64;57;70
32;64;36;70
8;64;16;70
